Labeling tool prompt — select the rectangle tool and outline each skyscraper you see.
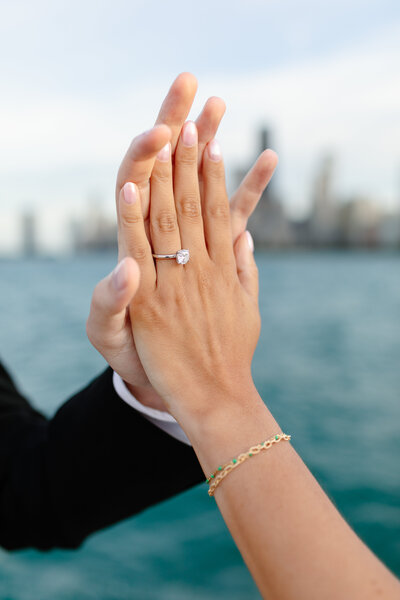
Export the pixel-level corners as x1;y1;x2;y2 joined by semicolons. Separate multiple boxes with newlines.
21;210;38;256
235;128;291;247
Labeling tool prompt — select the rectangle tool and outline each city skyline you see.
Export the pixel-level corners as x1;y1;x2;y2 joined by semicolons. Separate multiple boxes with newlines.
9;126;400;256
1;0;400;252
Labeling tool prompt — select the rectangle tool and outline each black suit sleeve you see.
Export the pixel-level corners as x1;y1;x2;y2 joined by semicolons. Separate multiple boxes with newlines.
0;363;204;551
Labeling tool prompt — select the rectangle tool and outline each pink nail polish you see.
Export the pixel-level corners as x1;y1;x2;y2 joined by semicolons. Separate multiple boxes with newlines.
182;121;197;147
157;142;171;162
208;139;222;162
123;182;137;204
246;231;254;252
112;260;127;291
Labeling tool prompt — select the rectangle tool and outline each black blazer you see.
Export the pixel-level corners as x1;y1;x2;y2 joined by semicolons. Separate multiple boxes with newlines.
0;362;203;551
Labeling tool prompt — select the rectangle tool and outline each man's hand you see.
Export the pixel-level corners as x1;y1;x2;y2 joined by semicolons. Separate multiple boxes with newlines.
87;73;277;409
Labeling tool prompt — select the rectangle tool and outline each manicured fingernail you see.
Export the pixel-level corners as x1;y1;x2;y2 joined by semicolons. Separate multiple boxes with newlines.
246;231;254;252
182;121;197;147
156;142;170;162
112;259;128;291
208;139;222;162
123;182;137;204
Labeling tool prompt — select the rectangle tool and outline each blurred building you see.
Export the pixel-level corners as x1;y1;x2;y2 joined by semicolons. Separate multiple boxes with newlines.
338;196;380;247
20;210;38;256
379;212;400;248
291;155;400;249
309;155;340;246
234;128;292;248
71;195;117;253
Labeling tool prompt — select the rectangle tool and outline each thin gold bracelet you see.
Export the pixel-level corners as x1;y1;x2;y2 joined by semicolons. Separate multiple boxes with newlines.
207;433;291;497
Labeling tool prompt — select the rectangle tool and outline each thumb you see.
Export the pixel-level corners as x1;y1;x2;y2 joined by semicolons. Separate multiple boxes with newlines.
86;257;140;348
234;230;259;301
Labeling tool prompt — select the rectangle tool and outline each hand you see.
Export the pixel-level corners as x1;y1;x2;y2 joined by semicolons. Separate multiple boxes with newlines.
87;73;277;408
116;122;260;428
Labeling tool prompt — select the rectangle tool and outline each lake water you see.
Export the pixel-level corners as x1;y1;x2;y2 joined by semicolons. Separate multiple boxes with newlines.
0;252;399;599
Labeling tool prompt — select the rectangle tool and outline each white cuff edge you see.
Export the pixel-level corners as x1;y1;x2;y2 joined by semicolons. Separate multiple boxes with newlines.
112;372;178;424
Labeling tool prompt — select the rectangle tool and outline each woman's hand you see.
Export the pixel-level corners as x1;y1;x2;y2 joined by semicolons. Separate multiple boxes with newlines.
114;132;400;600
87;73;277;410
117;121;261;428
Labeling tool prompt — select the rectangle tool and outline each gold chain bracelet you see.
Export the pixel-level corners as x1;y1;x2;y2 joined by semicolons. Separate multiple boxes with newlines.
206;433;291;497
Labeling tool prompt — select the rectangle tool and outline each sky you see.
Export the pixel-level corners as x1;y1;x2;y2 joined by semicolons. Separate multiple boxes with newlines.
0;0;400;252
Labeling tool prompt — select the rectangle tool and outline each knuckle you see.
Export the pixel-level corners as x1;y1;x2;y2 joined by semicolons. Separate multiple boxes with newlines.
122;212;141;226
154;209;178;233
151;168;171;185
230;194;251;219
231;203;249;219
128;244;148;262
179;196;201;220
177;150;196;167
208;200;230;221
206;161;224;181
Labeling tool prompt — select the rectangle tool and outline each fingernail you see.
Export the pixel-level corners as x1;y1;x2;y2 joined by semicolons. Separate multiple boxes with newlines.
208;139;222;162
156;142;170;162
112;260;128;291
182;121;197;147
123;182;137;204
246;231;254;252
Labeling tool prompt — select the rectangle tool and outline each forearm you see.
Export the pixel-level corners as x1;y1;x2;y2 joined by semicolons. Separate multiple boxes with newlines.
0;369;203;551
112;99;399;596
181;388;400;600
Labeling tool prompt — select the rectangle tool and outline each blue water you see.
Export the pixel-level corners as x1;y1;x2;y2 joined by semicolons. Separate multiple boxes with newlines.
0;252;399;599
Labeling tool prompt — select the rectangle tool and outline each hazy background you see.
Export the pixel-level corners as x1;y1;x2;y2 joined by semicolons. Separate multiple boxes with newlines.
1;0;400;253
1;2;400;598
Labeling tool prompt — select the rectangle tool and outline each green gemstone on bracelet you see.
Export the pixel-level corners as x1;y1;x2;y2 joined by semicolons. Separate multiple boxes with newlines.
232;459;237;464
211;474;215;478
206;478;210;483
218;466;222;471
249;453;253;457
275;435;279;440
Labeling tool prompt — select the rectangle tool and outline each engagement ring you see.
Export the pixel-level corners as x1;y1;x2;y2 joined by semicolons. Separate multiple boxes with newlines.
152;249;190;265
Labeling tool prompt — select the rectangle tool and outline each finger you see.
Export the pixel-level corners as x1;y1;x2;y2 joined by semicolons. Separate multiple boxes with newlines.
149;142;182;279
173;122;206;255
119;182;156;292
234;231;259;301
117;125;171;190
116;73;197;213
230;149;278;242
201;139;235;266
117;72;197;234
155;72;198;153
86;257;140;351
196;96;226;167
116;125;172;222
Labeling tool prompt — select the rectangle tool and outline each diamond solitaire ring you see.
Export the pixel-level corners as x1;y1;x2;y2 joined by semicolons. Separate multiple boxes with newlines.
152;249;190;265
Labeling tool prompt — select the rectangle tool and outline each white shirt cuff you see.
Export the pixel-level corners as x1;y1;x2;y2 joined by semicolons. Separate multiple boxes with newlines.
112;372;191;446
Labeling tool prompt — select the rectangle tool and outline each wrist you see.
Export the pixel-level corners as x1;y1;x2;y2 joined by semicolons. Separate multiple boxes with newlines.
124;381;168;413
174;383;280;476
